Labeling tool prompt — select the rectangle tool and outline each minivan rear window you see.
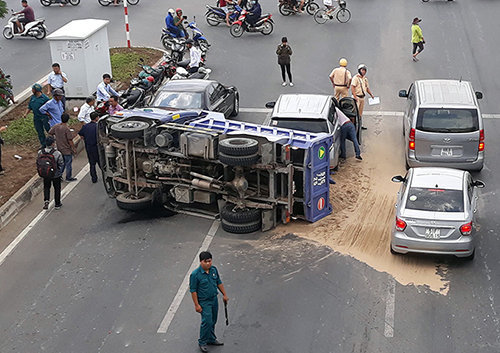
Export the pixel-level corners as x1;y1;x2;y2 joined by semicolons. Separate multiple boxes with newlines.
406;187;464;212
416;108;479;133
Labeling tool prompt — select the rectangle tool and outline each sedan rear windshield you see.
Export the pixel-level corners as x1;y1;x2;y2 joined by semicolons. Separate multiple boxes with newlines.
406;187;464;212
416;108;479;133
270;119;328;133
151;92;203;109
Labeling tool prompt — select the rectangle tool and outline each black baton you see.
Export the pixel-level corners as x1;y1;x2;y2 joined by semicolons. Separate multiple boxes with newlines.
224;301;229;326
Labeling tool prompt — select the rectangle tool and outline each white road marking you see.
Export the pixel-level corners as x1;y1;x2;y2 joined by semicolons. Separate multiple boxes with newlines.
0;164;90;267
384;278;396;338
157;220;220;333
238;108;500;119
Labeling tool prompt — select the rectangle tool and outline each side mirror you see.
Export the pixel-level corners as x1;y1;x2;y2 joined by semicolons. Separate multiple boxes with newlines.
475;91;483;100
473;180;485;188
265;102;275;109
391;175;405;183
398;90;408;98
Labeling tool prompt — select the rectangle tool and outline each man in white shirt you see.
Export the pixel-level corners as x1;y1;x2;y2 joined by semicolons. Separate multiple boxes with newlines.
96;74;119;102
47;63;68;109
336;107;362;161
186;39;202;74
78;96;95;124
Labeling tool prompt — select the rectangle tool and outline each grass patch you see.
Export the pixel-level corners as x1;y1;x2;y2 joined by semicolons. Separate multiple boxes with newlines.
110;50;141;82
2;115;38;145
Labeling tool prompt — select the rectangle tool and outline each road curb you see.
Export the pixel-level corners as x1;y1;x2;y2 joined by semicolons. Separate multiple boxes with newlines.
0;134;85;232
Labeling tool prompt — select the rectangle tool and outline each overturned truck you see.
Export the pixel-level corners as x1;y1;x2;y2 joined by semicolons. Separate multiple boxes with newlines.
98;109;333;233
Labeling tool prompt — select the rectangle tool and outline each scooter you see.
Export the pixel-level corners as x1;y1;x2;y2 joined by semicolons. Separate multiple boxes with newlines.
162;37;187;65
278;0;319;15
2;10;48;40
97;0;139;6
186;18;211;53
137;58;166;92
120;77;153;109
230;10;273;37
205;4;242;26
171;66;212;80
40;0;80;6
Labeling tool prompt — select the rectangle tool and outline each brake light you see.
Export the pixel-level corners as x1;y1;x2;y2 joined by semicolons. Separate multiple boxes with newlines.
460;222;472;235
395;217;407;231
478;129;485;151
409;128;415;150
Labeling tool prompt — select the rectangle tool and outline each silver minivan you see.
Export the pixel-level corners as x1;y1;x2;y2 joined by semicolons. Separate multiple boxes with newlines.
399;79;484;171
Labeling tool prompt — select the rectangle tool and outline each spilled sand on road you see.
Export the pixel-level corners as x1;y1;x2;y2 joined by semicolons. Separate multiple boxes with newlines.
277;115;450;295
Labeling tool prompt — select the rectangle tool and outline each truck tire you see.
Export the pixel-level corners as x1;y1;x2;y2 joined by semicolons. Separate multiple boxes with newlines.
219;152;259;166
221;204;261;223
221;219;261;234
111;120;149;139
116;192;152;211
219;137;258;156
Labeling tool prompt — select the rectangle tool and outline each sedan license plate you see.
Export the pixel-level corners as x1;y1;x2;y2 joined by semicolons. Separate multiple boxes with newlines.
425;228;441;239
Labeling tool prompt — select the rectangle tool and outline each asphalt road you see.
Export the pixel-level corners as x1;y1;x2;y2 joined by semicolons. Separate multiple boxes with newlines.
1;0;500;352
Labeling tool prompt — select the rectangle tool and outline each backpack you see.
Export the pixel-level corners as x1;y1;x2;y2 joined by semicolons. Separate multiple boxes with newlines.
37;148;57;178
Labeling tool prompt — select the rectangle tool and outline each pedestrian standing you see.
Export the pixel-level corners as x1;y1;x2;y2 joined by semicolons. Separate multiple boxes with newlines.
49;113;77;182
329;58;352;100
38;136;64;210
411;17;425;62
24;83;50;148
337;107;362;161
77;96;95;124
277;37;293;87
0;125;6;176
350;64;374;129
39;88;65;127
47;63;68;109
78;112;101;183
190;251;229;353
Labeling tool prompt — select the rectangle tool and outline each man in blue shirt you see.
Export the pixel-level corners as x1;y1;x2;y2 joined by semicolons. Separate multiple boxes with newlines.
24;83;50;147
165;8;181;37
47;63;68;109
78;112;100;183
96;74;119;102
190;251;228;353
39;89;65;128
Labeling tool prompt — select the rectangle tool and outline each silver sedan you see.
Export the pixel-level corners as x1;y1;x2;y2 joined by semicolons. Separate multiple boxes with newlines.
390;167;485;260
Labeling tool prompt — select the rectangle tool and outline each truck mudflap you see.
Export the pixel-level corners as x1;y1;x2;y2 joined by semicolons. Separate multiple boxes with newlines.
304;138;333;222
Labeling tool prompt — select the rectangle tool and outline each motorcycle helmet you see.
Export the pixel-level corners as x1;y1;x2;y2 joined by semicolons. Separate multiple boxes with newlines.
339;58;348;67
168;8;175;14
358;64;367;75
147;76;154;83
176;8;182;13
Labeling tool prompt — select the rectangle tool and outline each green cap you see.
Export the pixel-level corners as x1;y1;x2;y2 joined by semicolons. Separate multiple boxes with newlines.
32;83;43;92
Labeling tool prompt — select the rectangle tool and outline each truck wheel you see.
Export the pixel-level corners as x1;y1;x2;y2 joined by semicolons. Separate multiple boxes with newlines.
111;120;149;139
219;137;258;156
221;204;261;223
221;219;261;234
116;192;152;211
219;153;259;166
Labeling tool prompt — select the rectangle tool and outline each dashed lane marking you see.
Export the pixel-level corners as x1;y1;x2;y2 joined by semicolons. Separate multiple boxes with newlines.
157;220;220;333
384;278;396;338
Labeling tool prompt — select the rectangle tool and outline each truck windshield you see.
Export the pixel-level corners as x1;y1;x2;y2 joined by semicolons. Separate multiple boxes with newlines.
416;108;479;133
152;92;203;109
270;119;328;134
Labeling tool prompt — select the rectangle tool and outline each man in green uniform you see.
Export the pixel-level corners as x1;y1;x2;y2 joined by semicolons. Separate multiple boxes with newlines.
24;83;50;148
190;251;229;352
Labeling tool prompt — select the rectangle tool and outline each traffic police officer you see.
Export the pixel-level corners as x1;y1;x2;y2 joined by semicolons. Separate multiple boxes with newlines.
329;58;352;99
351;64;374;129
190;251;229;353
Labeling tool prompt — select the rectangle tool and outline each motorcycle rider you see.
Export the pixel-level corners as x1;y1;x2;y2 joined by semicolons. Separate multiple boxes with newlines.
186;39;202;74
246;0;262;27
15;0;35;34
166;8;181;37
174;8;188;38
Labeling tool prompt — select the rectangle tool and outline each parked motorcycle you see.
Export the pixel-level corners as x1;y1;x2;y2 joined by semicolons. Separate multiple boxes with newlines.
205;4;242;26
0;74;15;105
2;10;48;40
162;37;187;65
230;9;273;37
119;77;153;109
40;0;80;6
138;58;166;92
98;0;139;6
278;0;319;15
171;66;212;80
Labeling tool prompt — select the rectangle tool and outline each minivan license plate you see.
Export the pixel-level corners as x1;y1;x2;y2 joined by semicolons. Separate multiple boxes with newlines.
441;148;453;157
425;228;441;239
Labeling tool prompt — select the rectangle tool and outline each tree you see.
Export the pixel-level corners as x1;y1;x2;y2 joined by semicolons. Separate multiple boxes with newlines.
0;1;7;19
